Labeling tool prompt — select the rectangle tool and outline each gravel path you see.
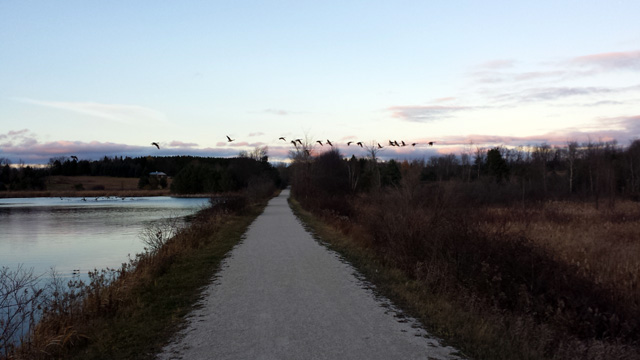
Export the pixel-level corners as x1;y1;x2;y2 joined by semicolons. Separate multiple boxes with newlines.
158;189;462;360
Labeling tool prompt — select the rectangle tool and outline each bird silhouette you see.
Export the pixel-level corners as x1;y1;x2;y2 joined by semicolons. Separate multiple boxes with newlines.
393;140;400;147
428;141;435;146
226;136;235;142
389;140;395;146
357;142;363;147
279;137;286;141
347;141;353;146
316;140;323;146
70;155;78;161
401;141;406;146
326;139;333;146
378;143;383;149
295;139;303;145
412;143;417;146
291;140;298;148
151;142;160;149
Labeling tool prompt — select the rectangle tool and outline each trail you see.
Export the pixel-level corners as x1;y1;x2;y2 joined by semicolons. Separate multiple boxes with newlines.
158;189;462;360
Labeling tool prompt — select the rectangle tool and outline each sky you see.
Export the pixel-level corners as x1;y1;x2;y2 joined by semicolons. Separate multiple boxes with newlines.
1;1;639;165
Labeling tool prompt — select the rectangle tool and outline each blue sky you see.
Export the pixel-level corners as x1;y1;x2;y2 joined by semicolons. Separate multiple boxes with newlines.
1;1;639;164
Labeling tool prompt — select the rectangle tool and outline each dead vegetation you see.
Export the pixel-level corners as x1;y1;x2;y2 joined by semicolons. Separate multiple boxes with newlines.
288;148;640;359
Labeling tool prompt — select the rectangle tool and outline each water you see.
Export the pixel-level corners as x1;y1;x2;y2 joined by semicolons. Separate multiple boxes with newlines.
0;196;211;278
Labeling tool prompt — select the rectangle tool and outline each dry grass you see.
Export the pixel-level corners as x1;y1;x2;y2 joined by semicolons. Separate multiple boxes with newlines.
46;176;142;191
480;200;640;322
292;186;640;359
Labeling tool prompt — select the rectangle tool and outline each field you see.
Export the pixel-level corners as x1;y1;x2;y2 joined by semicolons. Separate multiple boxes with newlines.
293;184;640;359
0;176;171;198
482;201;640;309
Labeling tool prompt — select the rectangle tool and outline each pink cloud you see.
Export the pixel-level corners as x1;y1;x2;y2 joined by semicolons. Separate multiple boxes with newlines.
169;140;198;148
571;50;640;71
217;141;267;148
388;105;476;122
428;115;640;148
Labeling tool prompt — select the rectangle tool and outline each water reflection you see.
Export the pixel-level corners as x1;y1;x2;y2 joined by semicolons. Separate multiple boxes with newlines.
0;196;210;278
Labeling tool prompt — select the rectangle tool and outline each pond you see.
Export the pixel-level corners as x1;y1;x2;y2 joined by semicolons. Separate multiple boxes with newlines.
0;196;211;278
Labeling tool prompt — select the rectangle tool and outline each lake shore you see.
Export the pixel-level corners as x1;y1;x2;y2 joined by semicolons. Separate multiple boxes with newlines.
0;189;171;198
0;175;172;198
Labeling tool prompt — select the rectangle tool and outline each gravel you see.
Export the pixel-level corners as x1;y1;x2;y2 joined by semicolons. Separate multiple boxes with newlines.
157;189;463;360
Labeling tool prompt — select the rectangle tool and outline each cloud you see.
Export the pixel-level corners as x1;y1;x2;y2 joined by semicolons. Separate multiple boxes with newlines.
472;50;640;87
264;109;289;116
491;84;640;104
248;132;265;137
0;132;244;164
215;141;267;148
429;114;640;149
471;69;574;84
388;105;476;122
0;129;38;148
571;50;640;71
169;141;198;148
13;98;167;125
476;59;517;70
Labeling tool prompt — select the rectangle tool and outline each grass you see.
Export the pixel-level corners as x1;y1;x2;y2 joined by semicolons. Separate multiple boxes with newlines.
491;201;640;305
9;195;270;360
68;211;259;359
287;197;491;359
289;191;640;360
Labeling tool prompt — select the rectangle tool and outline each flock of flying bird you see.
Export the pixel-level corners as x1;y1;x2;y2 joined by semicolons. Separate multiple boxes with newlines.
150;137;435;151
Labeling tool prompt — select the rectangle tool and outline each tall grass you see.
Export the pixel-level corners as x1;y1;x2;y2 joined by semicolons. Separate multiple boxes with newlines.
294;181;640;359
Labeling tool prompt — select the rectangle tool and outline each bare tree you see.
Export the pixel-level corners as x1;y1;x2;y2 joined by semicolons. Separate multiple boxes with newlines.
363;142;382;189
627;139;640;194
1;265;44;357
474;145;486;179
532;143;552;193
138;216;183;255
567;141;579;194
346;155;360;193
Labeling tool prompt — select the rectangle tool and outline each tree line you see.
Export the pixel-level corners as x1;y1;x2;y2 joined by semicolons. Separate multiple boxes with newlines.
287;139;640;210
0;150;281;194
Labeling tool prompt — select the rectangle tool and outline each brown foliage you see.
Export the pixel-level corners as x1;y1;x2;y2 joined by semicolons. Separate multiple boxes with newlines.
294;181;640;358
